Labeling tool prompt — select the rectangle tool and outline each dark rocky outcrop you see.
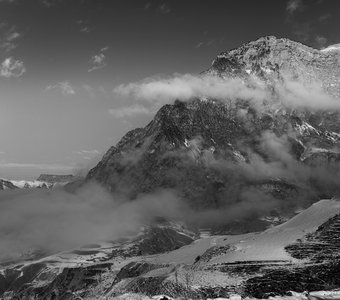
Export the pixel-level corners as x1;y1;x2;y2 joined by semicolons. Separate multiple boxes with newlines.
285;214;340;262
111;226;195;258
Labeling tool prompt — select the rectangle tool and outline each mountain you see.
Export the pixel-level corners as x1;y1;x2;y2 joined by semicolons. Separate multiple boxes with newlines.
0;179;18;190
0;178;52;190
87;36;340;232
206;36;340;98
0;174;78;191
321;43;340;53
2;36;340;299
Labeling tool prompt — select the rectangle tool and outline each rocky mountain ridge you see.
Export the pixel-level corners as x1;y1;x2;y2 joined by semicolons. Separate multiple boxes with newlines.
87;36;340;231
207;36;340;98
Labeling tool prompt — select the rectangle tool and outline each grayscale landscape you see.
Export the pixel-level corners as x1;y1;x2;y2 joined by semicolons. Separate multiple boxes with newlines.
1;1;340;299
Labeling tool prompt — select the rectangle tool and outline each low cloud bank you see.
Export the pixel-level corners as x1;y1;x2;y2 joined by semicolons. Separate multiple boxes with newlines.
0;184;185;262
114;73;340;112
114;74;267;106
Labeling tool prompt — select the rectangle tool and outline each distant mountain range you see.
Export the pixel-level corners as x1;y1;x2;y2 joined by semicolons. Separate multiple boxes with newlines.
0;174;77;190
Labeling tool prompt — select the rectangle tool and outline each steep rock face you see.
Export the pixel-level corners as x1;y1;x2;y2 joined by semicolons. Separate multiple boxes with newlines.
207;36;340;98
87;36;340;229
88;100;314;209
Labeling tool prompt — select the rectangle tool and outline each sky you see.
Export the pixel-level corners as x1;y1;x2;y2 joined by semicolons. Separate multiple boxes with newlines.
0;0;339;179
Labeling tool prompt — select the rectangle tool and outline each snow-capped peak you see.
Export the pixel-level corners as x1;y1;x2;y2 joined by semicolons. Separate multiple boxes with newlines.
321;43;340;53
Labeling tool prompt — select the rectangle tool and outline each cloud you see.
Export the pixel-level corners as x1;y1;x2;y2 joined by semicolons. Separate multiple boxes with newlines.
114;73;340;112
45;81;76;96
195;42;204;48
292;22;311;42
278;76;340;110
315;35;328;48
88;47;109;72
0;151;5;155
108;104;153;118
0;57;26;78
76;19;91;33
72;149;100;160
286;0;304;14
0;184;187;262
144;1;171;14
0;23;21;52
318;13;331;23
159;2;171;14
195;39;219;49
114;74;268;106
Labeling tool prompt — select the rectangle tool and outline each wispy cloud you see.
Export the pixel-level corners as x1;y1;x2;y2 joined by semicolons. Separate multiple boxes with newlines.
292;22;311;42
108;104;152;118
88;47;109;72
72;150;100;156
76;19;91;33
286;0;304;14
114;73;340;111
0;57;26;78
144;1;171;14
45;81;76;96
158;2;171;14
315;35;328;48
195;42;204;49
40;0;58;7
72;149;100;160
318;13;331;23
0;23;21;52
285;0;331;48
114;74;268;106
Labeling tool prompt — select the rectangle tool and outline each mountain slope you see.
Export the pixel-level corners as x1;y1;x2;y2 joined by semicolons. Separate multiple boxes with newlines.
2;199;340;299
87;36;340;231
207;36;340;98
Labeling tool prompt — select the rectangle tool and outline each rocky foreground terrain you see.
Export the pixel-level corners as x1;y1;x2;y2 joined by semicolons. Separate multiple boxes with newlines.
1;200;340;299
1;36;340;299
